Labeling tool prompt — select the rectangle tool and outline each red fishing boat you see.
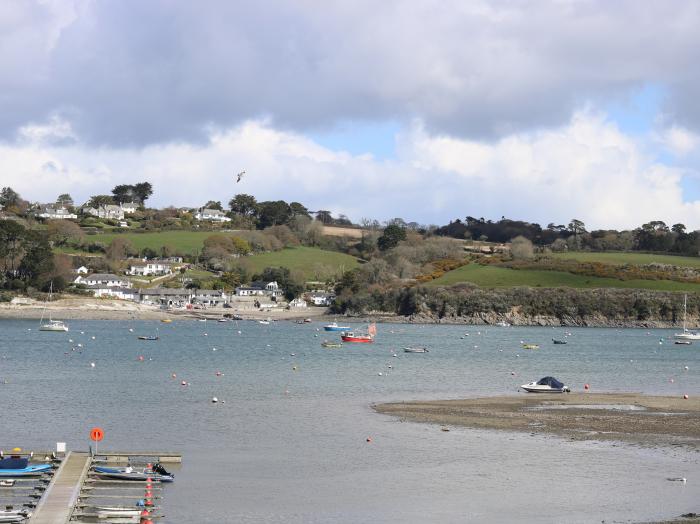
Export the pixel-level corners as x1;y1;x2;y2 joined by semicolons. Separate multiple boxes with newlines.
341;323;377;343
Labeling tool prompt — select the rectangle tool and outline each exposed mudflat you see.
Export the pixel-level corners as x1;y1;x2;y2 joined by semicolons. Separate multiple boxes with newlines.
374;393;700;448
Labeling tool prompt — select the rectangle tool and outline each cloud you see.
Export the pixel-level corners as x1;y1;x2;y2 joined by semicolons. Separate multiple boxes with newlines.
2;1;700;146
2;112;700;230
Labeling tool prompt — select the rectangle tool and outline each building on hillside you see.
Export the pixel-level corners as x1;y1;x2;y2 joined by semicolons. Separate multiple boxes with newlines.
120;202;139;214
234;284;266;296
139;288;193;307
195;208;231;222
234;281;283;298
35;205;77;220
73;266;89;275
87;285;138;300
288;297;307;308
81;204;125;220
193;289;228;307
74;273;132;288
308;292;335;306
128;260;173;276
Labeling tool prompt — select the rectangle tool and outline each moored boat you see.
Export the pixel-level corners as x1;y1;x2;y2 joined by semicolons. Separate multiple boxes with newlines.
403;346;429;353
0;455;52;478
341;323;376;343
324;322;350;332
321;341;343;348
0;510;31;523
674;294;700;340
93;463;174;483
675;340;692;345
137;335;159;341
521;376;570;393
522;344;539;350
552;339;567;344
38;281;69;332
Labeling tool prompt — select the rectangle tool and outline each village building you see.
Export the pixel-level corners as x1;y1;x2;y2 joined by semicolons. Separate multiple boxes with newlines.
193;289;229;307
88;285;139;300
288;297;308;308
74;273;132;288
195;208;231;222
120;202;139;214
307;291;335;306
127;260;173;276
139;288;193;307
35;205;77;220
234;281;283;297
81;204;125;220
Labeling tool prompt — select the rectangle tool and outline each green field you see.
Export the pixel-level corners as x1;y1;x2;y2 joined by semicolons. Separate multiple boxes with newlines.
550;251;700;269
428;263;700;291
245;246;360;280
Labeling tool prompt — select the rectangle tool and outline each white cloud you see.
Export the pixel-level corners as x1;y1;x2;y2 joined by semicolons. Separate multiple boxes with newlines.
2;113;700;230
657;126;700;156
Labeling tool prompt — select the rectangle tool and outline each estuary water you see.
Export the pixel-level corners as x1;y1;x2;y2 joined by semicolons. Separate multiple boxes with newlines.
1;319;699;523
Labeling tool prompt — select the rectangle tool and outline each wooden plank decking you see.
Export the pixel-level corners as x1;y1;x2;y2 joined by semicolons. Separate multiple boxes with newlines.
29;452;91;524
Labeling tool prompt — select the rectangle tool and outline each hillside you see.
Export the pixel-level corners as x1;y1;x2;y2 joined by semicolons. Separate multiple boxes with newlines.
81;230;245;254
245;246;360;281
550;251;700;269
427;263;700;292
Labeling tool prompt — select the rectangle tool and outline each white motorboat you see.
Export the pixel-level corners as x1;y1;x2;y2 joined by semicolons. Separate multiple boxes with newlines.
521;376;570;393
403;346;429;353
0;510;31;523
674;294;700;340
38;281;68;332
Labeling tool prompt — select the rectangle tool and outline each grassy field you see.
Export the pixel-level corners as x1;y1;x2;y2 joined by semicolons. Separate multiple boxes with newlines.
550;251;700;269
427;263;700;291
244;246;360;280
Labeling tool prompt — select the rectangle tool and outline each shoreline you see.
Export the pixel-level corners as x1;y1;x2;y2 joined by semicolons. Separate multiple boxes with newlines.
1;297;697;327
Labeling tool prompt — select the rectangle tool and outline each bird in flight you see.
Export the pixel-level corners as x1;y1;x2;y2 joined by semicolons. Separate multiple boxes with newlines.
236;171;245;183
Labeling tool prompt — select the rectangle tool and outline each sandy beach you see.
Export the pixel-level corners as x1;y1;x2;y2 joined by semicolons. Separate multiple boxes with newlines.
374;393;700;449
0;297;329;321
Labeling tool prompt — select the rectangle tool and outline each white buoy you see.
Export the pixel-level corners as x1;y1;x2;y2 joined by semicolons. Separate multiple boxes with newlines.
392;353;398;357
211;397;219;403
80;331;84;335
290;353;295;356
685;366;689;370
204;333;208;336
91;336;96;340
90;362;95;368
237;330;242;334
378;372;383;376
69;339;73;343
212;347;217;351
129;328;134;332
77;343;82;348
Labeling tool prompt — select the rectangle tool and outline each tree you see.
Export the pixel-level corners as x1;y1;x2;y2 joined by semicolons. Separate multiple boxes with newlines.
133;182;153;205
377;224;407;251
56;193;74;207
315;210;333;224
228;194;258;217
257;201;292;228
106;238;135;261
672;223;687;235
0;187;20;208
289;202;310;218
111;185;136;204
204;201;223;211
88;195;114;208
46;220;84;246
0;220;26;274
511;235;535;260
568;219;586;236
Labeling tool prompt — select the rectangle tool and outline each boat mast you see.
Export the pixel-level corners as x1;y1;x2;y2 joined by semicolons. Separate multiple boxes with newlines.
684;294;688;332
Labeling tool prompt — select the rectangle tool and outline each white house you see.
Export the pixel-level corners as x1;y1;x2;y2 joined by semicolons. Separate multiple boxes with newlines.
88;285;138;300
234;284;266;296
139;288;193;307
308;292;335;306
128;260;172;276
195;208;231;222
82;204;125;220
289;297;307;308
73;266;89;275
193;289;228;307
120;202;138;214
36;205;77;220
75;273;132;288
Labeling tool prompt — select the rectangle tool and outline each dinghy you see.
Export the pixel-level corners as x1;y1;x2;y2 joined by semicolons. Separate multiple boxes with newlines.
0;457;52;478
403;347;429;353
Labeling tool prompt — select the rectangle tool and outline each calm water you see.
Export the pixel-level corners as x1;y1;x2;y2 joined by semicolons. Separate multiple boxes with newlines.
1;319;699;523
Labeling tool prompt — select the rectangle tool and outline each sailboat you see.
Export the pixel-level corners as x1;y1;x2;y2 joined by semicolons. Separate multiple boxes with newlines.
674;294;700;340
39;281;68;332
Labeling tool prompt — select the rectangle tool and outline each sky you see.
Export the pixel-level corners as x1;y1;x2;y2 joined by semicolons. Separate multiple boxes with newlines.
2;1;700;230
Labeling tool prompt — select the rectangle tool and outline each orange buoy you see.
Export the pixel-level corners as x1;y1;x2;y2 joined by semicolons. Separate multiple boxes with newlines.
584;384;590;390
138;355;144;361
684;394;689;399
366;437;372;442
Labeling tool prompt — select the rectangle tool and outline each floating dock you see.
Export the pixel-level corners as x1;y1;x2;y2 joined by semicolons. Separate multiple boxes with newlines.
0;449;181;524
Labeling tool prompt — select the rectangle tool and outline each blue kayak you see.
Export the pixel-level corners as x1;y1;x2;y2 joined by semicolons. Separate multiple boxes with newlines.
0;464;52;477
